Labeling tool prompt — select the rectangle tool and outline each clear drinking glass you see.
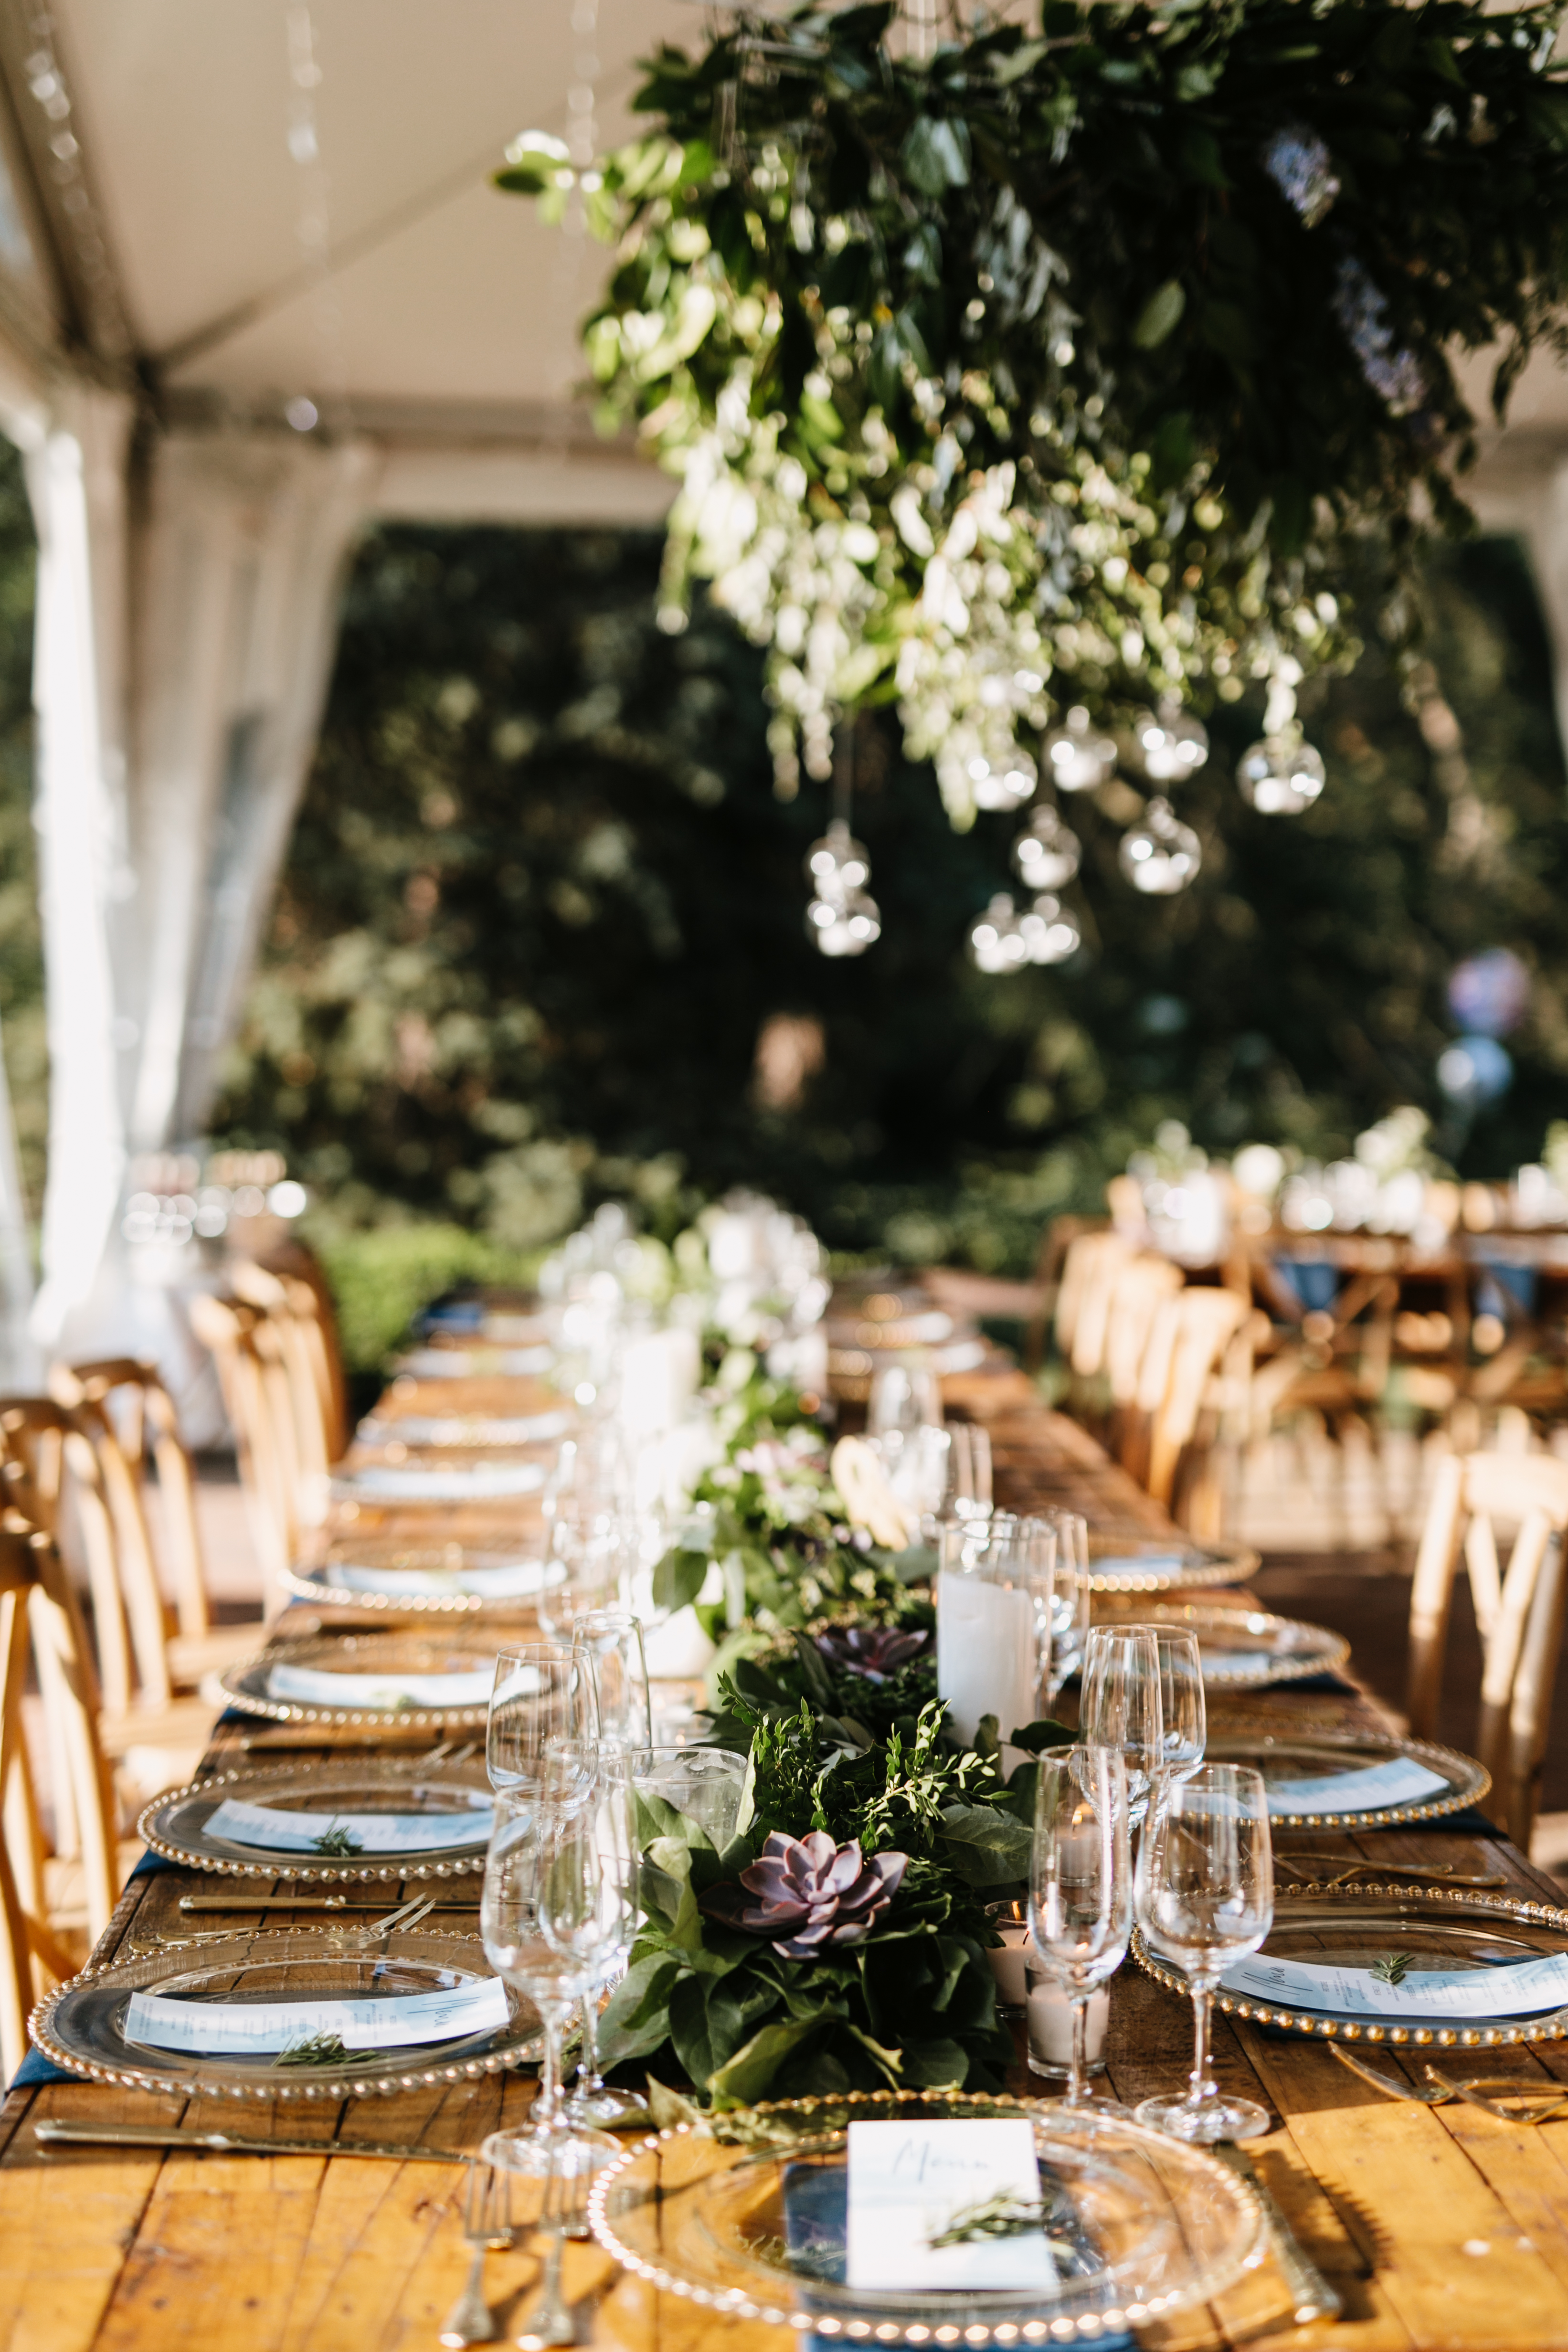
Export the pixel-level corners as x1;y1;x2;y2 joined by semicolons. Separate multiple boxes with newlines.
1028;1746;1131;2111
1144;1624;1206;1784
936;1513;1056;1739
572;1609;653;1759
1042;1509;1091;1712
1134;1762;1273;2143
486;1645;594;1795
1079;1626;1164;1825
537;1515;626;1644
478;1785;623;2178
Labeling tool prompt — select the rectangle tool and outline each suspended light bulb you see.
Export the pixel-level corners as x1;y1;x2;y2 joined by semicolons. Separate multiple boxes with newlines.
1043;704;1117;792
1134;699;1209;784
1019;893;1081;965
804;819;870;891
1013;804;1081;891
808;883;881;956
1118;796;1202;895
966;744;1038;813
969;893;1030;974
1236;731;1326;816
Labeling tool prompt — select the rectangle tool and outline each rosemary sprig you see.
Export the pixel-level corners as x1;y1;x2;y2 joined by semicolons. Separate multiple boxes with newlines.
1369;1951;1413;1986
309;1820;363;1856
273;2032;354;2068
928;2194;1046;2248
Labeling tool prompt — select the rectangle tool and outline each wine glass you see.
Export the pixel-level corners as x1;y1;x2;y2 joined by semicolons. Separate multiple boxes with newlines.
1144;1624;1206;1784
486;1645;595;1795
1041;1509;1090;1713
572;1609;653;1758
537;1514;625;1644
478;1783;623;2178
1028;1746;1131;2111
1134;1763;1273;2143
1079;1626;1163;1825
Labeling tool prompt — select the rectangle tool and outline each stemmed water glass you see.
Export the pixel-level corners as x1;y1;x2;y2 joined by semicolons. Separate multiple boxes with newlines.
486;1645;596;1796
479;1770;633;2179
537;1515;625;1645
1079;1627;1164;1825
1134;1762;1273;2144
1145;1624;1206;1785
1028;1746;1131;2112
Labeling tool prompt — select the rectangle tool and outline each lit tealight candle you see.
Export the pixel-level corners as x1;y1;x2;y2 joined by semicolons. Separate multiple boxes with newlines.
986;1922;1035;2009
1025;1967;1110;2078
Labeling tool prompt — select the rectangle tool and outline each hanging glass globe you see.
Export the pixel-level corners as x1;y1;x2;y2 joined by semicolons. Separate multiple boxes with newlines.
1020;893;1081;964
969;893;1030;974
804;818;870;891
1134;699;1209;784
1013;805;1081;891
1236;732;1326;816
808;883;880;957
968;745;1038;812
1118;797;1202;895
1043;705;1117;792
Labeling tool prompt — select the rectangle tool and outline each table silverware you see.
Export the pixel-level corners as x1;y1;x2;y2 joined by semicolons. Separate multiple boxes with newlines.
440;2158;514;2348
131;1890;437;1954
35;2119;466;2163
1330;2044;1455;2104
177;1893;476;1914
1208;2140;1343;2325
520;2151;584;2349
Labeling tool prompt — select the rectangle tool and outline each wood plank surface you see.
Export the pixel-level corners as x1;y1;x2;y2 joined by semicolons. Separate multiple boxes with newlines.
8;1355;1568;2350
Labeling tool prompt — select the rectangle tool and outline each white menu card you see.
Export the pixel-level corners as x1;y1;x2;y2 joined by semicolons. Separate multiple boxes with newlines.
124;1976;509;2056
1222;1949;1568;2021
1263;1756;1450;1815
266;1662;495;1708
846;2118;1057;2293
203;1798;494;1853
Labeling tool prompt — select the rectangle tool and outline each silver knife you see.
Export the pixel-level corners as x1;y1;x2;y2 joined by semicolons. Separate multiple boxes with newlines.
1209;2140;1344;2325
34;2119;466;2164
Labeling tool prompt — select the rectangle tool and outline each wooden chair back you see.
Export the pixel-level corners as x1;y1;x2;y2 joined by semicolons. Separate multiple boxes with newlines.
0;1397;157;1717
0;1531;37;2080
188;1293;295;1600
1057;1232;1135;1380
1104;1256;1185;1409
52;1358;211;1642
1134;1286;1251;1510
1408;1451;1568;1845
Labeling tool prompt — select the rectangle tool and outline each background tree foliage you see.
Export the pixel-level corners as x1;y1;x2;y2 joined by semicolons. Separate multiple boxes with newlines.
208;517;1568;1280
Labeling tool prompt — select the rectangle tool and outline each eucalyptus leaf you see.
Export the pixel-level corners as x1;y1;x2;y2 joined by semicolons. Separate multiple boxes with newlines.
1132;278;1187;349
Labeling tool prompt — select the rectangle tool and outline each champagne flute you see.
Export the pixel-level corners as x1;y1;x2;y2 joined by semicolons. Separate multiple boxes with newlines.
1042;1509;1090;1713
572;1609;653;1758
1134;1762;1273;2143
486;1645;595;1796
1028;1746;1131;2111
1079;1627;1163;1824
477;1784;621;2178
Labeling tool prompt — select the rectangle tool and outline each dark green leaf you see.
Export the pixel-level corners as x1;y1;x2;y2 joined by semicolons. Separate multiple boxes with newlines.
653;1545;710;1612
1132;278;1187;349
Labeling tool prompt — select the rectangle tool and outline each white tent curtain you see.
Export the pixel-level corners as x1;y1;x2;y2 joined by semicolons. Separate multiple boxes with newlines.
26;398;377;1392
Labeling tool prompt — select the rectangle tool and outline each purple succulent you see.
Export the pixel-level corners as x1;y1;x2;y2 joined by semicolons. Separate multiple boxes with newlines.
815;1625;929;1685
703;1830;907;1958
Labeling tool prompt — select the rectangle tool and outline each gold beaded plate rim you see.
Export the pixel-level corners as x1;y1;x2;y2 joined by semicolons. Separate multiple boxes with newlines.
215;1633;496;1730
1084;1538;1261;1594
584;2088;1267;2342
136;1760;491;1883
280;1560;545;1616
1087;1600;1350;1689
1204;1726;1489;1828
28;1927;541;2099
1133;1884;1568;2046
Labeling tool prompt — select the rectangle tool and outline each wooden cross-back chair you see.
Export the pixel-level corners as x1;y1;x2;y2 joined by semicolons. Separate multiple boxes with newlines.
1407;1451;1568;1848
0;1398;218;1758
0;1522;126;2079
1124;1284;1257;1523
187;1293;300;1608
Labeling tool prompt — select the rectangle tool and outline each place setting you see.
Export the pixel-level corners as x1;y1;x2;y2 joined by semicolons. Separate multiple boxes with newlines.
285;1536;563;1615
217;1630;502;1729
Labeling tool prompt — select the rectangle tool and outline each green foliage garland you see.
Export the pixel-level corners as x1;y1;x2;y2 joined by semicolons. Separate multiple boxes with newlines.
498;0;1568;819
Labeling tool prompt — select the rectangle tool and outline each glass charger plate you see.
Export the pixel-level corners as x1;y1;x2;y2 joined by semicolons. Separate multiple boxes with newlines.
284;1541;560;1616
355;1410;572;1449
1085;1533;1259;1592
1134;1887;1568;2047
138;1758;495;1882
31;1927;540;2099
588;2091;1264;2343
1089;1599;1349;1688
218;1631;498;1729
1205;1727;1488;1827
329;1452;549;1504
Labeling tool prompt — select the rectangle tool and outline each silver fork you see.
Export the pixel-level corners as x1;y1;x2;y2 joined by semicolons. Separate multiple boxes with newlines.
520;2149;588;2348
131;1890;439;1955
439;2159;514;2349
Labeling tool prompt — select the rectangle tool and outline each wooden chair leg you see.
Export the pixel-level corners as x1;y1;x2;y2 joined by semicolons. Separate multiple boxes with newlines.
1506;1532;1568;1853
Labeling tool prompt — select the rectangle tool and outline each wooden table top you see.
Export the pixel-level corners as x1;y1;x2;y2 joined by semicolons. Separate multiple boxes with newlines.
8;1366;1568;2351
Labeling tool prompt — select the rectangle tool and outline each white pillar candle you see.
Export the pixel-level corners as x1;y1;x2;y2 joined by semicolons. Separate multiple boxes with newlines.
936;1569;1035;1750
1025;1973;1111;2077
986;1922;1035;2008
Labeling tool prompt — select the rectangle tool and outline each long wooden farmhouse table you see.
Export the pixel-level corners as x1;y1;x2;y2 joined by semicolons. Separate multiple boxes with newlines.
7;1365;1568;2350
